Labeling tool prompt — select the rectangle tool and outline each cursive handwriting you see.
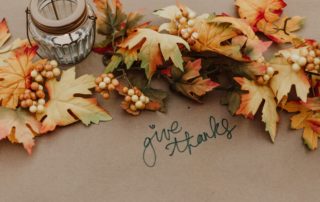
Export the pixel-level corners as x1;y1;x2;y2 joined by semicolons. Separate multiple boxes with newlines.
142;116;236;167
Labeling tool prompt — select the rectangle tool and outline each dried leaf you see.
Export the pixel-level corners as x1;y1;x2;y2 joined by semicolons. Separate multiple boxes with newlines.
174;59;219;102
119;28;190;79
235;77;279;142
257;16;304;43
235;0;287;28
0;107;41;154
0;19;11;48
269;55;310;103
36;67;112;133
0;46;38;109
283;101;320;150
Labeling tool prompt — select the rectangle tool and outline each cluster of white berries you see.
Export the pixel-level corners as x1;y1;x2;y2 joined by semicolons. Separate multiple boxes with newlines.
30;60;61;83
257;66;275;85
122;87;150;112
281;45;320;73
20;60;61;114
174;9;199;45
95;73;120;99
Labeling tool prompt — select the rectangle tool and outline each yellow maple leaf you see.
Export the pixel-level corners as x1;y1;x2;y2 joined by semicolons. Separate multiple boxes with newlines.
119;28;190;79
0;107;41;154
192;16;270;61
269;56;310;103
0;46;38;109
235;77;279;142
36;67;112;133
257;16;304;44
283;101;320;150
235;0;287;28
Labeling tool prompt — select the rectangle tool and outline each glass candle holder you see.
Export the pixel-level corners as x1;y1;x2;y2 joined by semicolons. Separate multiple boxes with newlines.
26;0;96;65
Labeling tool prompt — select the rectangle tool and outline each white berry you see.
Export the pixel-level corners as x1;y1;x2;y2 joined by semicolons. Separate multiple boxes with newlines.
140;95;146;103
145;97;150;104
38;98;45;105
52;68;61;77
38;85;43;91
50;60;58;68
179;17;187;24
191;32;199;40
31;70;38;78
103;77;111;84
128;89;135;96
314;58;320;65
99;82;107;89
35;75;43;82
298;57;307;66
188;20;195;27
37;105;45;113
290;54;300;63
263;74;270;81
131;95;139;103
29;105;37;113
309;50;316;57
182;32;190;39
135;101;144;109
300;48;309;57
282;51;290;59
267;67;275;75
292;63;301;72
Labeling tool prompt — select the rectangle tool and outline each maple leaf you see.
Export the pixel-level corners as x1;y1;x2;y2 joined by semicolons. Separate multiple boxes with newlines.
93;0;143;50
172;59;219;102
235;0;287;29
283;100;320;150
235;77;279;142
257;16;304;43
192;16;271;61
119;28;190;79
0;46;38;109
104;47;139;73
36;67;112;133
0;107;41;154
0;19;11;48
269;55;310;103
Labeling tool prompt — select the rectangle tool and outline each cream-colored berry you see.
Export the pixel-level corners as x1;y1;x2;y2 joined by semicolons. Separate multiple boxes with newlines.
99;82;107;89
309;50;316;57
300;48;309;57
50;60;58;68
145;97;150;104
292;63;301;72
38;85;43;91
139;95;146;103
179;17;187;24
314;57;320;65
191;32;199;40
128;89;135;96
29;105;37;113
103;77;111;84
267;67;275;76
46;71;54;79
263;74;270;81
31;70;38;78
135;101;145;109
112;79;119;86
38;98;45;105
131;95;139;103
53;68;61;77
182;32;190;39
290;54;300;63
37;105;45;113
35;75;44;83
298;57;307;66
187;20;195;27
180;29;188;35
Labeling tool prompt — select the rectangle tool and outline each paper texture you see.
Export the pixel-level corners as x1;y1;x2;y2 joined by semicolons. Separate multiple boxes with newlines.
0;0;320;201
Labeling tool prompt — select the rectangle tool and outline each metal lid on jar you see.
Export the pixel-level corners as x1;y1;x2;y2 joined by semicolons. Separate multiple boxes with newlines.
29;0;88;35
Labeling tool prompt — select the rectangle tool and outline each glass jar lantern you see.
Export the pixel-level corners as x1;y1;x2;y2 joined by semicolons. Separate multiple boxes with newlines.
26;0;96;65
